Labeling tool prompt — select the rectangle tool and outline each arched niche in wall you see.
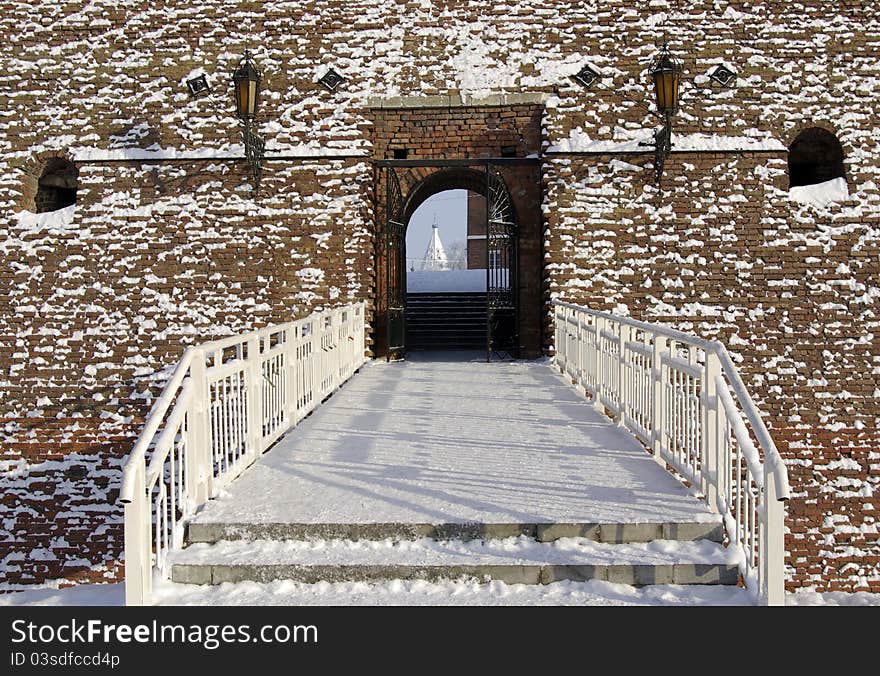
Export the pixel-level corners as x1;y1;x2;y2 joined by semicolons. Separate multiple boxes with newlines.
788;127;846;189
35;157;79;213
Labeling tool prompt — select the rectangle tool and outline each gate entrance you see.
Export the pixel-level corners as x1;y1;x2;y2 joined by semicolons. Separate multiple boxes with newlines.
375;159;540;361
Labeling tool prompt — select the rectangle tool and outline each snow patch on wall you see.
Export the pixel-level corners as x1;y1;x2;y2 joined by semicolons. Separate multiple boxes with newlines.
789;177;850;208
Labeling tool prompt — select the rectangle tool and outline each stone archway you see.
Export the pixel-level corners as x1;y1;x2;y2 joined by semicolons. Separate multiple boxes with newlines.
368;96;547;360
374;159;542;360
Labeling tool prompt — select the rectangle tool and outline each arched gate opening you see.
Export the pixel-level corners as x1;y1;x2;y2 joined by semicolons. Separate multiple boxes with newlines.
374;159;541;361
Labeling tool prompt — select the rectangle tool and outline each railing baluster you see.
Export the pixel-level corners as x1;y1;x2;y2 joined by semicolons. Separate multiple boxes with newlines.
618;323;629;425
703;352;721;510
652;335;667;466
221;377;229;472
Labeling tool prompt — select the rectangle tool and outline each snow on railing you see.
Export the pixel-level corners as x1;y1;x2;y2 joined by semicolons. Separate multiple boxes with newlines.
119;303;366;605
552;301;790;606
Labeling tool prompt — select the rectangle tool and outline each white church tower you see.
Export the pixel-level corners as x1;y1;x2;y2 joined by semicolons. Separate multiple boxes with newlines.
420;216;449;271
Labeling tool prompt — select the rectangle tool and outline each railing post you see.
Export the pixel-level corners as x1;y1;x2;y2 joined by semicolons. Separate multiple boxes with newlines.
561;308;568;376
322;312;330;393
651;335;668;465
331;309;340;390
617;322;630;427
702;351;721;511
246;335;263;458
553;305;561;369
186;349;212;504
714;384;729;514
123;459;150;606
577;314;586;388
762;467;786;606
286;324;299;424
355;303;364;368
559;305;568;374
592;315;604;412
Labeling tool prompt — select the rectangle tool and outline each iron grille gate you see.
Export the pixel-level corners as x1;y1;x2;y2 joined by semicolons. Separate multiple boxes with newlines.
379;160;522;361
385;166;406;361
486;164;519;360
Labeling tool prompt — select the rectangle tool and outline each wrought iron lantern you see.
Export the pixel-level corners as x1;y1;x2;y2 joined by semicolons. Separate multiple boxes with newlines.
649;43;683;116
232;50;261;121
231;50;265;194
641;43;684;186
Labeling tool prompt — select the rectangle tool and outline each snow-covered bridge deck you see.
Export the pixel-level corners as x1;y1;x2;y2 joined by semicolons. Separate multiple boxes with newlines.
190;352;719;532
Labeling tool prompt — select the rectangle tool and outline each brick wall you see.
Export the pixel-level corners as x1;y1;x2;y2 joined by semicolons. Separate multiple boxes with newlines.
544;151;879;591
467;191;487;269
1;0;877;592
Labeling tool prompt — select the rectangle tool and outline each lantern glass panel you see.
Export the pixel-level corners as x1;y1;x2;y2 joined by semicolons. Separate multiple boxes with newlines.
233;56;261;121
244;79;257;117
650;50;682;115
235;79;247;117
654;70;680;113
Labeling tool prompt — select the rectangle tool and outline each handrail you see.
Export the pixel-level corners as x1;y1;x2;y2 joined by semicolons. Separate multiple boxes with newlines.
120;302;367;605
553;300;789;500
716;350;790;499
552;300;790;605
553;300;721;351
119;349;196;504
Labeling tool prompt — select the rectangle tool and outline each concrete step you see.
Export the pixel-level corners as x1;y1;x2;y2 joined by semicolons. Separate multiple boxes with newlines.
407;293;487;299
405;312;487;318
406;329;486;337
186;520;724;545
170;536;739;587
407;323;485;328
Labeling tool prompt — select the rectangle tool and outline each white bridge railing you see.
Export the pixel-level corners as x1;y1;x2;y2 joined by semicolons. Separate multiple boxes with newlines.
553;301;790;605
119;303;366;605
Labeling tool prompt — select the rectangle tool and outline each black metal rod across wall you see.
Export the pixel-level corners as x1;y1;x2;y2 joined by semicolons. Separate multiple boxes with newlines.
75;150;784;166
72;154;368;165
375;158;540;168
543;149;786;157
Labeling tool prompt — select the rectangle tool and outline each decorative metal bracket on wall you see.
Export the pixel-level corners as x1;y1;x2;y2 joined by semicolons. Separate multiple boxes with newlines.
639;110;673;187
242;121;266;193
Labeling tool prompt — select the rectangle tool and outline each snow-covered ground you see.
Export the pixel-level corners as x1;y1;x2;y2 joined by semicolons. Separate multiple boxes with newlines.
0;583;124;606
2;581;878;607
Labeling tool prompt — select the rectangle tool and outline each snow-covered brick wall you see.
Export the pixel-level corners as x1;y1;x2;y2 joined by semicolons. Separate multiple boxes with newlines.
0;0;877;592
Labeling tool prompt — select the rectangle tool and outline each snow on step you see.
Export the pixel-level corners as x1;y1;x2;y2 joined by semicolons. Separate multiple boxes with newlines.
153;578;754;607
186;520;724;544
170;536;741;586
172;536;738;566
190;356;721;530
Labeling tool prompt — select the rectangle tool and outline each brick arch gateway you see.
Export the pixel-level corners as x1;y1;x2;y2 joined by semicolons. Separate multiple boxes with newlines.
369;99;546;361
373;159;544;360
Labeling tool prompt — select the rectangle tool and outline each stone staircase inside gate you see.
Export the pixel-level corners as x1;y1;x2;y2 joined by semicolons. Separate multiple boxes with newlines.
405;292;487;350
